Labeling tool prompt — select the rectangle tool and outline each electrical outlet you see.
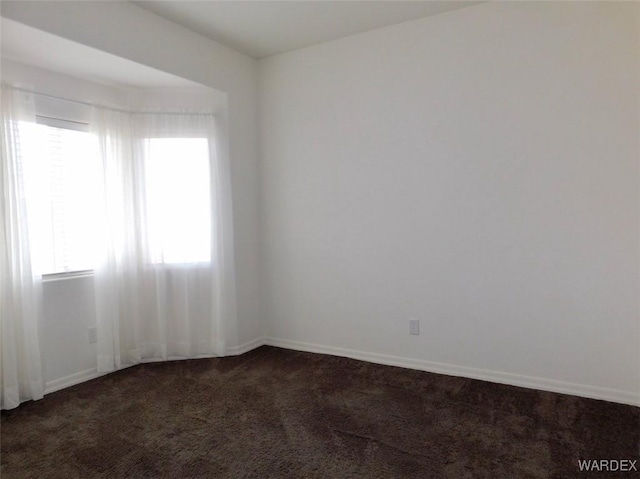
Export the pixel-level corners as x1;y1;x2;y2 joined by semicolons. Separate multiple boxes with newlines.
88;327;97;344
409;319;420;336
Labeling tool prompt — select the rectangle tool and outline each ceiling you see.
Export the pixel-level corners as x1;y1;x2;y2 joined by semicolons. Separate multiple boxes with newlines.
133;1;482;59
1;1;481;87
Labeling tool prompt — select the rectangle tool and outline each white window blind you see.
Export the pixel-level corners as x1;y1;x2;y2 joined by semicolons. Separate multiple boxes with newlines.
33;119;100;275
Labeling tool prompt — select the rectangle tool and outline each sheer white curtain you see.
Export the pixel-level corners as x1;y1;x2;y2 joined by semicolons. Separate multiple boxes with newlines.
0;86;44;409
92;108;237;372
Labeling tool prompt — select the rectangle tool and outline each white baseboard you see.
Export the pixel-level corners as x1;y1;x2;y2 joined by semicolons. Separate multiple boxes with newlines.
44;368;107;395
42;337;638;407
226;337;266;356
264;337;640;407
42;339;267;396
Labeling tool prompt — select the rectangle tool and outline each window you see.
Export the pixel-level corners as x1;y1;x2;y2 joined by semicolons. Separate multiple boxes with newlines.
24;112;214;274
144;138;212;264
31;118;100;275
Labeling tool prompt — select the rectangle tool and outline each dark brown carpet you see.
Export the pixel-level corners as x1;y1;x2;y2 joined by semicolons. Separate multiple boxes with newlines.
1;346;638;478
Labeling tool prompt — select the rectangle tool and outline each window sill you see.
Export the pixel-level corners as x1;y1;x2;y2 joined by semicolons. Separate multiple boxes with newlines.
146;262;211;269
42;270;94;283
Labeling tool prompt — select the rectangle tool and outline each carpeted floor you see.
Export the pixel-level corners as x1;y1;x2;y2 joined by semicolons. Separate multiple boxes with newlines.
1;346;638;478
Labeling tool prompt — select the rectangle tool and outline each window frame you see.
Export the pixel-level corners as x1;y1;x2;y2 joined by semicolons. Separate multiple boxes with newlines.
34;115;98;279
36;115;89;133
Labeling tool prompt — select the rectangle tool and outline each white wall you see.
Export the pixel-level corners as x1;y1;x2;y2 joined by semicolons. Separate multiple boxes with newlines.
1;0;263;348
259;2;640;404
40;276;98;391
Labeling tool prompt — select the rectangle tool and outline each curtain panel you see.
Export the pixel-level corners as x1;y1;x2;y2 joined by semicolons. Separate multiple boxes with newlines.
1;83;237;410
92;108;237;372
0;86;45;409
